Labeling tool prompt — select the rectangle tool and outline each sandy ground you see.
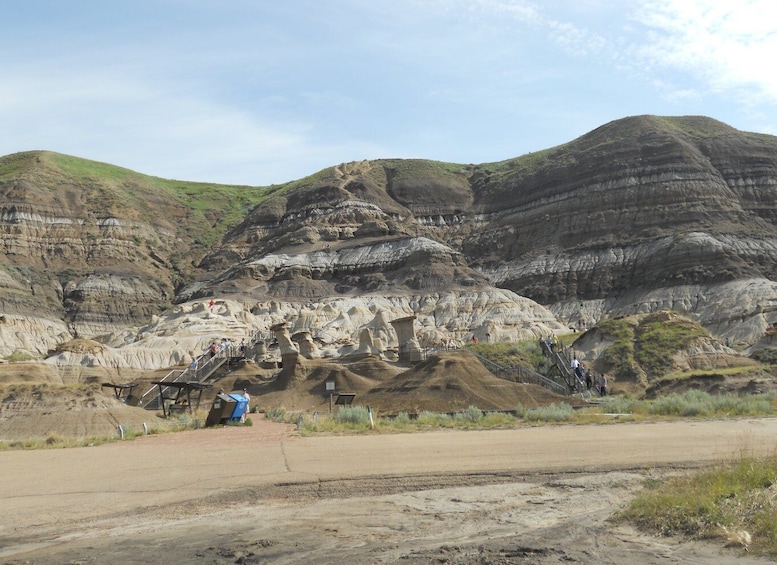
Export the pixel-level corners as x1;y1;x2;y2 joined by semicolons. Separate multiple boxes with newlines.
3;418;777;564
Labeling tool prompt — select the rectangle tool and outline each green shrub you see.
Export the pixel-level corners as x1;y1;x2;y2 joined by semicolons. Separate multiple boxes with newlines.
479;412;517;428
619;456;777;555
750;348;777;365
454;406;484;423
4;351;36;362
264;406;287;421
525;403;574;422
600;396;641;415
334;405;370;425
394;412;411;424
416;411;453;427
466;341;544;371
596;391;777;419
651;389;712;416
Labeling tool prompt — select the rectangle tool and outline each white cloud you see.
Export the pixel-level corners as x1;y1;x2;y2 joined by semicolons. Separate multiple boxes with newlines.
0;65;379;185
417;0;607;56
470;0;544;22
633;0;777;105
2;0;776;185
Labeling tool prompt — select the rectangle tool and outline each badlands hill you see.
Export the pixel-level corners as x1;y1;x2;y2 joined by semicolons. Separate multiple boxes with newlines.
3;114;777;424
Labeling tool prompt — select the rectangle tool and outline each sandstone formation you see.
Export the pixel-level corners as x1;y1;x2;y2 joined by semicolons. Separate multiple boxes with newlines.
26;292;563;376
390;315;423;363
3;115;777;375
354;327;382;358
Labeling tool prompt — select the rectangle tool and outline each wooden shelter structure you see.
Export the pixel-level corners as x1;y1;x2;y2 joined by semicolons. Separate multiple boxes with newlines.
100;382;139;405
150;381;212;418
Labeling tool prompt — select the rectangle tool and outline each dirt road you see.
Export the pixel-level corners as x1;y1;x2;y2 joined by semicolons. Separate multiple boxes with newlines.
2;418;777;564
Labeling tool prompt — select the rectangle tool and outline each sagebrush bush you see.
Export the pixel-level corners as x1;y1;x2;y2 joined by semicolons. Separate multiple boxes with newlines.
525;403;574;422
334;405;371;425
600;396;641;415
454;406;484;423
393;412;412;426
4;351;36;362
416;411;453;427
264;406;287;421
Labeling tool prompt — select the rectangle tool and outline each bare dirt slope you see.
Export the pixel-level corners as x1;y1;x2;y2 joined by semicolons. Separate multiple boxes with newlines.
217;349;586;415
2;418;777;564
0;382;180;442
1;350;582;443
1;345;768;445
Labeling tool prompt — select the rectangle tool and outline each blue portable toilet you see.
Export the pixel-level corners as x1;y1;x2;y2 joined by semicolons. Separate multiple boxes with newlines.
228;393;249;422
205;392;236;427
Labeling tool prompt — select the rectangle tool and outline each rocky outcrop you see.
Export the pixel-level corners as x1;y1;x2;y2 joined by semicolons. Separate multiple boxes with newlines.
0;314;71;358
568;310;757;394
4;115;777;367
390;315;423;363
463;117;777;302
201;116;777;341
31;291;565;376
0;152;191;337
188;236;481;301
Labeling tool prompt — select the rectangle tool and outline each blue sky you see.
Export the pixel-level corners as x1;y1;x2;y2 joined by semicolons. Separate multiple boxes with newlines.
1;0;776;186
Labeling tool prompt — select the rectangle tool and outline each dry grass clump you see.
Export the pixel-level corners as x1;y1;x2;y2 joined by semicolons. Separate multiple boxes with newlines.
0;417;196;450
265;391;777;436
268;403;580;435
598;390;777;418
618;456;777;556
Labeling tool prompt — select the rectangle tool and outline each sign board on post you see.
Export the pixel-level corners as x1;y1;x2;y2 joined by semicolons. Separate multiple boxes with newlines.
326;380;335;413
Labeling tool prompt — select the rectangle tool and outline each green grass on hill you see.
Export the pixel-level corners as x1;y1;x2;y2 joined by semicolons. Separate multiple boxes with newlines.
1;151;288;253
465;341;543;370
595;312;711;382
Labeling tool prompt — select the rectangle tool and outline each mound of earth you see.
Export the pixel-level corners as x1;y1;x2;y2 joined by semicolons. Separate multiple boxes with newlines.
0;382;178;442
214;350;580;416
2;348;586;442
55;338;107;355
644;371;777;398
217;355;404;413
568;310;764;394
4;341;776;443
364;349;582;414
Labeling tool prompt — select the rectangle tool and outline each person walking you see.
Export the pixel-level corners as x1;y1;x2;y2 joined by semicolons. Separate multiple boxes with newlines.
241;388;251;422
599;373;608;396
189;356;199;379
571;356;581;383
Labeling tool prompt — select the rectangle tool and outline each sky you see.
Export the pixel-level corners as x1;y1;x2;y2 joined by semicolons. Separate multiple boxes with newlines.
1;0;776;187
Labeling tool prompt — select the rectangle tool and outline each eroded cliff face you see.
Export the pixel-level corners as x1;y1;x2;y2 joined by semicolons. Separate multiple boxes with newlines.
466;116;777;303
0;152;203;340
3;115;777;364
192;116;777;349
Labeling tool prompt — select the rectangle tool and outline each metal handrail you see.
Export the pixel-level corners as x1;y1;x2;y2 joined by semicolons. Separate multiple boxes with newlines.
139;367;183;403
467;349;571;396
137;329;271;411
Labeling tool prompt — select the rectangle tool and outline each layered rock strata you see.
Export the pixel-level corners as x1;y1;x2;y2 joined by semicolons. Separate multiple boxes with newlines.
4;116;777;367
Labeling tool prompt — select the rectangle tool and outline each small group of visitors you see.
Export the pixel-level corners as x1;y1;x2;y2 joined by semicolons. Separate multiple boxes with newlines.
572;356;607;396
